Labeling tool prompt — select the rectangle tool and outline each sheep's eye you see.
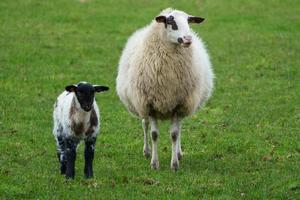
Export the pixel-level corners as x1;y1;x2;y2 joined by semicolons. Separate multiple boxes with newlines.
166;18;174;25
167;21;178;30
165;16;178;30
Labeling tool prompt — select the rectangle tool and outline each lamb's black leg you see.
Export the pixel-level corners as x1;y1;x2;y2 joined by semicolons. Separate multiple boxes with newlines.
56;135;66;174
65;137;77;179
84;137;96;179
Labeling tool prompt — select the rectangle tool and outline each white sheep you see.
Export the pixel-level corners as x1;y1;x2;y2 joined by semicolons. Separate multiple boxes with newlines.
116;8;214;170
53;81;109;179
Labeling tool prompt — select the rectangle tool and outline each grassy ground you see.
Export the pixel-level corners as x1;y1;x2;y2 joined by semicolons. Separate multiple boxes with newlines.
1;0;300;199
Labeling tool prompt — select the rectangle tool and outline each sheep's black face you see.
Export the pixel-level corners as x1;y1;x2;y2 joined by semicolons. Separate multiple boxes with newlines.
65;82;109;112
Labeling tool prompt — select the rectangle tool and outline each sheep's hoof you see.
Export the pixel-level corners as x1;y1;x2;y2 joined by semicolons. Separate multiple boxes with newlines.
143;147;151;159
177;152;183;160
171;161;179;171
151;160;159;170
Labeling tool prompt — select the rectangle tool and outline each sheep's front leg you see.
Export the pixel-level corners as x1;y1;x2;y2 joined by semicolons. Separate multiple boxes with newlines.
65;137;78;179
84;137;96;179
56;135;66;174
170;116;181;170
142;119;151;159
150;117;159;169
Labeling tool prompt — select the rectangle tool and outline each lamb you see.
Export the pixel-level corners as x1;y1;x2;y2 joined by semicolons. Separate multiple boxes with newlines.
53;81;109;179
116;8;214;170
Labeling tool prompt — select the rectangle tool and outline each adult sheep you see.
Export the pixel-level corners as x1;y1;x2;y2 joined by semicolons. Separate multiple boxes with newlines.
116;8;214;170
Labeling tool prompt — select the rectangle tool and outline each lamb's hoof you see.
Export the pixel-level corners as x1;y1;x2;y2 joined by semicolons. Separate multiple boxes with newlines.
177;152;183;160
84;170;93;179
171;161;179;171
84;174;93;179
151;160;159;170
65;175;75;180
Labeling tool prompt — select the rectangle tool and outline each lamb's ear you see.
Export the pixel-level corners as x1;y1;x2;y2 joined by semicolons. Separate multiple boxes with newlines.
155;15;167;23
65;85;77;92
188;16;205;24
94;85;109;93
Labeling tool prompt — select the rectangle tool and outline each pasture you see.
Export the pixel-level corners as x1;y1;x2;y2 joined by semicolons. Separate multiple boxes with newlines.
0;0;299;199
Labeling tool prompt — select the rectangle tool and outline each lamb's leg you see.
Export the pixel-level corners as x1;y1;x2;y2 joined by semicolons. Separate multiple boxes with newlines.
65;137;78;179
54;122;66;174
142;119;151;159
150;117;159;169
84;137;96;179
170;115;181;170
56;135;66;174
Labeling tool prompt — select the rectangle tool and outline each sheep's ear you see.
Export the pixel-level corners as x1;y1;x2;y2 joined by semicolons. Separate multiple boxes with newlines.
188;16;205;24
94;85;109;93
65;85;77;92
155;15;166;23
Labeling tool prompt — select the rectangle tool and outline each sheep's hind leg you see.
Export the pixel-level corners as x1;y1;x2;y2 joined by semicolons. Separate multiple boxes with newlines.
170;116;181;171
177;131;183;160
142;119;151;159
150;117;159;169
65;137;78;179
84;137;96;179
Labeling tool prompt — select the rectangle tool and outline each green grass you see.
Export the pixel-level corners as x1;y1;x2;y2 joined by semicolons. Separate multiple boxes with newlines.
1;0;300;199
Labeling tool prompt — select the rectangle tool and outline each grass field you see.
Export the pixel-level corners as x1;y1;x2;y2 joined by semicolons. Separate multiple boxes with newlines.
1;0;300;199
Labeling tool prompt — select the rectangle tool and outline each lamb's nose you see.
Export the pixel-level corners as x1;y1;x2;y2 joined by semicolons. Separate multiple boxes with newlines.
83;105;91;111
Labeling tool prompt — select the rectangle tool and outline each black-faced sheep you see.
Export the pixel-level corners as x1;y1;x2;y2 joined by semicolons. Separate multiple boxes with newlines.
53;82;109;179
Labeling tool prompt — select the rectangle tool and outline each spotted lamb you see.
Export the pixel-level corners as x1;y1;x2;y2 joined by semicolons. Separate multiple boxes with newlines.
53;82;109;179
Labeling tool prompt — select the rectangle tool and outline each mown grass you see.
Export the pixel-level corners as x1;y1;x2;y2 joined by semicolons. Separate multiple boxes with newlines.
0;0;299;199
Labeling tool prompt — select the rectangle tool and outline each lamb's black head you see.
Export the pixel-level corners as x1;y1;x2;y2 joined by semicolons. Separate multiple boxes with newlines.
65;82;109;112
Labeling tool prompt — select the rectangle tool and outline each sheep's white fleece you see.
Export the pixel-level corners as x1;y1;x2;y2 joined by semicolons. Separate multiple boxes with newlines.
116;11;214;119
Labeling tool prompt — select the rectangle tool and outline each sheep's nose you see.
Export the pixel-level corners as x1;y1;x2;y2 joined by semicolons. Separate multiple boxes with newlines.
177;38;184;44
178;35;192;47
183;35;192;43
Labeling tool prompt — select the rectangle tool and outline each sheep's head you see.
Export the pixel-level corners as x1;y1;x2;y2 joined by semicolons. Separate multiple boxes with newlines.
65;82;109;112
155;9;204;47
